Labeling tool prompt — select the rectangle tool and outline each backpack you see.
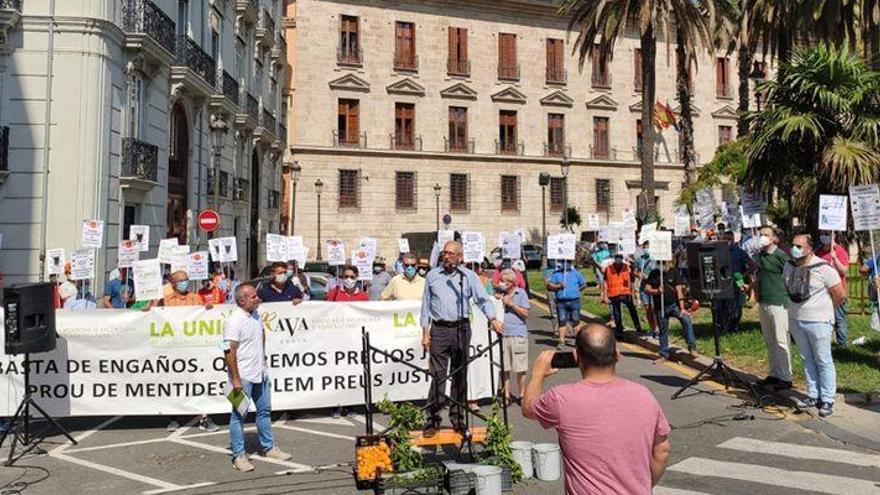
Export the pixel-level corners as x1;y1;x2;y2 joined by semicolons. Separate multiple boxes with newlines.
784;261;828;303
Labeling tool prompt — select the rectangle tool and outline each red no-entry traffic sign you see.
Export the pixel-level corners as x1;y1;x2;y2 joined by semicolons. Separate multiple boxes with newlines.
197;209;220;233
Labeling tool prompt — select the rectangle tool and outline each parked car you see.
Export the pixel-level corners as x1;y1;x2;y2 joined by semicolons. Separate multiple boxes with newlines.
521;244;543;269
304;272;330;301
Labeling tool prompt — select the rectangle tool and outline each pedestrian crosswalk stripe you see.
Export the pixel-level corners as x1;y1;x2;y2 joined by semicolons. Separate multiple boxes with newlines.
668;458;878;494
719;437;880;468
653;487;712;495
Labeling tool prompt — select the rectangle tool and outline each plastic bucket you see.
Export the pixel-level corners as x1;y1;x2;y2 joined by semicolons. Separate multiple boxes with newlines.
470;465;503;495
532;443;561;481
510;441;534;479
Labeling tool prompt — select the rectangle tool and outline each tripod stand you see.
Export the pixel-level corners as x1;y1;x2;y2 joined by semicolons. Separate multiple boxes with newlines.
0;353;77;465
671;298;757;400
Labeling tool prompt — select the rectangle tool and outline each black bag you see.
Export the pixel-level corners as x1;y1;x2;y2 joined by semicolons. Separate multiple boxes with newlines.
784;261;828;303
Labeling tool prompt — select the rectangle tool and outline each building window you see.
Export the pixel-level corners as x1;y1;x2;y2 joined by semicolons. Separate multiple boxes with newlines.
211;29;219;63
501;175;519;212
338;169;359;208
337;99;360;146
498;33;518;80
593;117;610;159
596;178;611;214
634;48;642;92
498;110;518;155
123;205;137;241
395;171;416;210
550;177;566;213
448;27;469;75
716;57;731;98
546;38;565;83
394;21;417;70
448;106;468;152
547;114;565;157
127;73;144;139
339;15;361;64
394;102;415;150
636;119;643;157
718;125;733;146
177;0;189;38
450;173;470;212
591;46;610;88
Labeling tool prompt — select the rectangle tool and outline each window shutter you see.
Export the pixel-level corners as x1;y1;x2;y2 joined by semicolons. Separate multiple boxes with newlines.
348;101;359;142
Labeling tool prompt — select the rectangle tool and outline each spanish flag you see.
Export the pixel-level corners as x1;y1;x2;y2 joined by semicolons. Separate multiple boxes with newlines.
653;101;678;130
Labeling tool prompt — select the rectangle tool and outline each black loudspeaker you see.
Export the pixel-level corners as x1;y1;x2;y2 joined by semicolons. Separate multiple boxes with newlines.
686;241;734;300
4;283;56;355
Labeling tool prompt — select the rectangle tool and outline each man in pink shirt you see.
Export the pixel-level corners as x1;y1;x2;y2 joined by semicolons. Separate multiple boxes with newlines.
815;235;850;346
523;324;671;494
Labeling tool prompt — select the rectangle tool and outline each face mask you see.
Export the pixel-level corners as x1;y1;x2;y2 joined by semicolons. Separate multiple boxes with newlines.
218;279;229;291
417;268;428;277
759;235;772;248
641;249;650;257
790;246;806;259
819;235;832;246
373;266;383;274
497;282;508;292
342;278;357;290
614;258;624;265
286;269;294;278
274;274;287;285
175;281;189;293
404;266;417;278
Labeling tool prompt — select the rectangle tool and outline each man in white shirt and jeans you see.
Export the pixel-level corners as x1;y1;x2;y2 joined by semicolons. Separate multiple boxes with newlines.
224;283;291;471
783;234;845;418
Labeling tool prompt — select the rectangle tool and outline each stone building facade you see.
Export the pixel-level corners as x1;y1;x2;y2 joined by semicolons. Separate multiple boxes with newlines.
0;0;288;284
283;0;752;259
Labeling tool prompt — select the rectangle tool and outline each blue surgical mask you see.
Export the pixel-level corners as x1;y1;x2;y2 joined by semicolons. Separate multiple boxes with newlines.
218;279;229;291
175;281;189;293
404;266;417;278
790;246;806;259
286;269;294;278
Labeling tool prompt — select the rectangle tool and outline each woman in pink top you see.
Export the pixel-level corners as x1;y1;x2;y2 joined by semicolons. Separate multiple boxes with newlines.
326;265;369;302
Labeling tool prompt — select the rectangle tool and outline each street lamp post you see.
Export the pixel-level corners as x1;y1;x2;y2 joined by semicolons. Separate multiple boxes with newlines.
315;178;324;261
433;183;442;231
560;158;570;232
209;115;228;215
749;61;766;112
287;162;302;235
539;172;550;267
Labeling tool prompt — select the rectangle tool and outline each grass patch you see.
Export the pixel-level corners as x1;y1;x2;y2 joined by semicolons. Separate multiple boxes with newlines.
527;268;880;395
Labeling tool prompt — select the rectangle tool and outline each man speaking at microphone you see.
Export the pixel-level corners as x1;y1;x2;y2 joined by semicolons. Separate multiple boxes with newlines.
420;240;503;437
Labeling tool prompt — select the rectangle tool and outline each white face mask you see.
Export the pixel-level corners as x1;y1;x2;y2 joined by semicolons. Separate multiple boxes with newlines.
497;282;508;292
759;235;772;248
342;278;357;290
274;274;287;285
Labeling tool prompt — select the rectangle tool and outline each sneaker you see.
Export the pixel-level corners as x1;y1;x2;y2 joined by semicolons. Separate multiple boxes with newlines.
331;408;342;419
756;376;779;387
818;402;834;418
687;344;697;356
233;455;255;472
793;397;818;410
263;447;292;461
772;380;793;391
199;417;219;432
345;409;357;418
166;420;180;432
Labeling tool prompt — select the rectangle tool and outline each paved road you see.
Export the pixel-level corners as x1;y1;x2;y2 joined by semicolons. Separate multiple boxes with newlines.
1;301;878;495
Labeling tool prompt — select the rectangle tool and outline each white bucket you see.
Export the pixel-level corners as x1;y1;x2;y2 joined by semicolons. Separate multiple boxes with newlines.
510;441;534;479
532;443;561;481
470;465;503;495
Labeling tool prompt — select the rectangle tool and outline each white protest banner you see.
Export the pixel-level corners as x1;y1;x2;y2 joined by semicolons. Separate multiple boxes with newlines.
70;249;95;280
587;214;600;230
741;206;762;229
81;219;105;248
359;238;378;260
501;232;521;259
118;240;140;268
673;215;691;237
187;251;210;281
132;258;163;302
850;184;880;231
650;231;673;261
326;239;346;266
129;225;150;252
818;194;848;231
157;238;179;264
46;249;66;276
547;234;576;261
619;233;637;255
266;234;288;262
219;237;238;263
438;230;455;246
638;222;657;245
398;238;411;254
461;231;485;264
740;187;765;216
0;301;494;417
352;250;374;281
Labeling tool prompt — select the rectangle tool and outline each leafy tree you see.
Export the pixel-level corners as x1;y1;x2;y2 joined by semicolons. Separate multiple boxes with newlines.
559;206;582;233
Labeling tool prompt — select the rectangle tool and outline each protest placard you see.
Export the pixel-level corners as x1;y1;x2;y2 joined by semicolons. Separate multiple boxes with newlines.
359;237;378;259
352;250;373;281
462;231;485;263
514;228;526;243
547;234;576;260
850;184;880;231
187;251;210;280
118;240;140;268
70;249;95;280
607;221;624;243
438;230;455;246
170;245;191;273
398;238;411;253
129;225;150;252
587;213;600;230
650;231;673;261
208;238;222;262
818;194;848;231
219;237;238;263
622;208;637;230
638;222;657;245
673;215;691;237
132;259;162;301
266;234;288;262
740;187;765;216
289;246;308;267
157;238;179;264
81;219;104;248
326;239;346;266
46;248;66;275
741;206;762;229
501;232;521;259
619;233;637;255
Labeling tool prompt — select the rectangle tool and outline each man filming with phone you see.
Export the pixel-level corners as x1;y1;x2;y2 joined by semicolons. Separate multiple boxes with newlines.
522;324;671;494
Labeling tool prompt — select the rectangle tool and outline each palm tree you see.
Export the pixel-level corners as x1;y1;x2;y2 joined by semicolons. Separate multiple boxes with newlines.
745;44;880;234
560;0;713;221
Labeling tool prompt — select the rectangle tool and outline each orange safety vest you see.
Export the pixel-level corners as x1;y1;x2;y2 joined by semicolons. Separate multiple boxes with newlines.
604;264;632;298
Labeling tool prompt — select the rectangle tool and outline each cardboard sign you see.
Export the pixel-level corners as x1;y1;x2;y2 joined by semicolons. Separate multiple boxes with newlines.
358;238;378;260
638;222;657;246
219;237;238;263
461;231;485;264
118;240;140;268
501;232;521;259
587;213;600;230
673;215;691;237
326;240;346;266
187;251;210;281
818;194;848;231
70;249;95;281
351;250;373;281
547;234;576;261
81;219;105;248
850;184;880;231
158;238;179;265
266;234;288;262
46;248;66;276
398;238;411;254
132;259;163;301
129;225;150;252
740;188;765;216
650;231;673;261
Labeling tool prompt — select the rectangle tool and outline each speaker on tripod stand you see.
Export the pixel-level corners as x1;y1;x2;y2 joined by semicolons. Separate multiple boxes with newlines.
1;282;77;465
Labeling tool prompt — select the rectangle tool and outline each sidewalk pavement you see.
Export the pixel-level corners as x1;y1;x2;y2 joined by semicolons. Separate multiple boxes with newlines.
529;290;880;453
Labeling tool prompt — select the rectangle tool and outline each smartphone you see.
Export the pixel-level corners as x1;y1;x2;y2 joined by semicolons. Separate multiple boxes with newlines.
550;350;577;369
